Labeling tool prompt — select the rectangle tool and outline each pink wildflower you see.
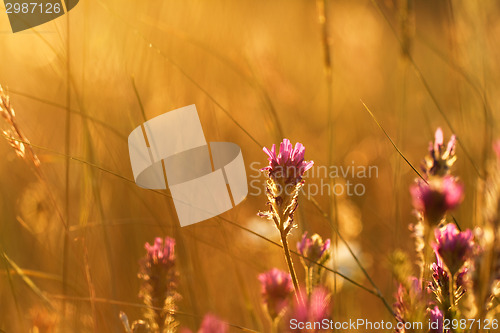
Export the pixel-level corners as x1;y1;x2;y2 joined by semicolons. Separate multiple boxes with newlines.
262;139;314;185
139;237;178;331
258;268;294;320
433;224;474;275
297;232;331;267
145;237;176;267
410;176;464;224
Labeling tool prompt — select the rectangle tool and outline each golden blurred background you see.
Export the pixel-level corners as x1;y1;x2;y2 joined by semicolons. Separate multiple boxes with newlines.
0;0;499;331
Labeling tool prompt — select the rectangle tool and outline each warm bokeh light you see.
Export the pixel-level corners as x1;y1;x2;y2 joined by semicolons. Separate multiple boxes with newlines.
1;0;499;332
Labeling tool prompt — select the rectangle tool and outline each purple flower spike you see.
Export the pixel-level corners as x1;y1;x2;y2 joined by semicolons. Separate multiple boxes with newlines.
198;314;229;333
259;139;314;236
139;237;178;331
410;176;464;224
297;232;331;267
258;268;294;320
433;223;474;275
145;237;176;267
262;138;314;185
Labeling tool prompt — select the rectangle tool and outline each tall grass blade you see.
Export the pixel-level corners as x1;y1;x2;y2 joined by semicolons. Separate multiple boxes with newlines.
362;101;427;183
2;252;54;311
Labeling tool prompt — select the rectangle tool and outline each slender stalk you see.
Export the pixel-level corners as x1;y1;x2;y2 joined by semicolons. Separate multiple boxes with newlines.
315;0;340;316
447;274;457;333
306;267;313;296
280;232;302;303
422;223;433;291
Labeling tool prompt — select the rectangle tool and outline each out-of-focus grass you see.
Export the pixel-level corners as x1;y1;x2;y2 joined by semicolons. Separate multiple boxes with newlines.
0;0;499;331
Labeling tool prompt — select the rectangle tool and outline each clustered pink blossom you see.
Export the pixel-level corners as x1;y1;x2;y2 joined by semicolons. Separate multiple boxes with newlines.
262;138;314;186
297;232;331;267
433;223;474;275
410;176;464;224
145;237;176;267
258;268;294;320
139;237;178;331
259;139;315;234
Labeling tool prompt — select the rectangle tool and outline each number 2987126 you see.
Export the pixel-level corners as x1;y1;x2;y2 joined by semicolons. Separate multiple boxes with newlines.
5;2;62;14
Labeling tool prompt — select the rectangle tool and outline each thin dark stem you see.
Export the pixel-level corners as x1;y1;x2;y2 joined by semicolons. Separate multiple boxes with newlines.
280;232;302;304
